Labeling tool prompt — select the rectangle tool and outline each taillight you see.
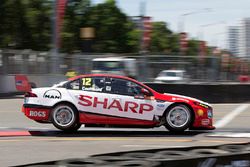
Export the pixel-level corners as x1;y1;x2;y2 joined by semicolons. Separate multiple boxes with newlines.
24;92;37;97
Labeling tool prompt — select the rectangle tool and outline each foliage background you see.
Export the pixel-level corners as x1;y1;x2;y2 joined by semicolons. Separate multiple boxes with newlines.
0;0;201;55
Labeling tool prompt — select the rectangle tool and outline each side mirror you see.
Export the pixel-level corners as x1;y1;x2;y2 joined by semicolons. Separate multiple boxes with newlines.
141;88;151;97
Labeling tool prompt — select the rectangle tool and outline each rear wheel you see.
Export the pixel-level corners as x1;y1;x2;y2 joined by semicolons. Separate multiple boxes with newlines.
51;104;80;132
164;104;193;132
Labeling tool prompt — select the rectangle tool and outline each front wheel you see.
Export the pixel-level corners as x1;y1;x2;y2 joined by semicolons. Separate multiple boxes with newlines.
164;104;193;132
51;104;79;132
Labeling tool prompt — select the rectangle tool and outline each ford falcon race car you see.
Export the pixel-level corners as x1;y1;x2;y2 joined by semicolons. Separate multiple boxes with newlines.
22;74;215;132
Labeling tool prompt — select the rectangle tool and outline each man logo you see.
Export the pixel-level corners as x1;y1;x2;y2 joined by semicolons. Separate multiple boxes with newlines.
43;89;61;99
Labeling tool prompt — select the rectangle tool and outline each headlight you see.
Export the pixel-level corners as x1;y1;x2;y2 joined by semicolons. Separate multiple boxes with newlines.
207;109;213;118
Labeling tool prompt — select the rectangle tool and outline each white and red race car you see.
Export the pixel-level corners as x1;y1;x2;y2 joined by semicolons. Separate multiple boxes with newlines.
22;74;215;132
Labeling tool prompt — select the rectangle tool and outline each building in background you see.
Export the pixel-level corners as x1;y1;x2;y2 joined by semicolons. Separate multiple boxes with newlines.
227;26;239;57
239;18;250;58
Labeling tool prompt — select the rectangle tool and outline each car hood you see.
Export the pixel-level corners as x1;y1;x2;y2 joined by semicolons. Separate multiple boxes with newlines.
161;93;211;107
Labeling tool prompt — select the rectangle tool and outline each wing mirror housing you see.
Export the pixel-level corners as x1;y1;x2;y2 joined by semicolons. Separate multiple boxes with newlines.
141;88;151;97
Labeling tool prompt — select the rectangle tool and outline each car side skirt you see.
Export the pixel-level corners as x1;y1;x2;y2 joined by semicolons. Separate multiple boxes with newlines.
79;111;158;127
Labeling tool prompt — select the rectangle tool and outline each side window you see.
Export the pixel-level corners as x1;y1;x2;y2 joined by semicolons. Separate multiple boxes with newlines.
107;78;144;96
128;82;144;95
110;78;130;95
82;77;105;92
67;79;81;90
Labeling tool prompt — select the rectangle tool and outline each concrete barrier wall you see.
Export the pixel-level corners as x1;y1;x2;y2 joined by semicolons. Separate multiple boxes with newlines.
0;75;16;93
0;74;250;103
145;83;250;103
0;75;67;95
27;75;67;88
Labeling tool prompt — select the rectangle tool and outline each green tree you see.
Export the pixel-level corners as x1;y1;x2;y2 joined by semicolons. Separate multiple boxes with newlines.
0;0;198;55
149;22;172;53
82;0;138;53
0;0;51;50
0;0;29;48
186;39;199;55
24;0;51;50
168;33;180;54
0;1;7;47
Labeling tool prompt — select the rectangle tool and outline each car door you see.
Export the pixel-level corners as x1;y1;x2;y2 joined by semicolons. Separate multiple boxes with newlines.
103;77;157;121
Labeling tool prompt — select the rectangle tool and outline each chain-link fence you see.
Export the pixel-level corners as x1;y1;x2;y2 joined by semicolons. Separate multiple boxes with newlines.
0;49;249;82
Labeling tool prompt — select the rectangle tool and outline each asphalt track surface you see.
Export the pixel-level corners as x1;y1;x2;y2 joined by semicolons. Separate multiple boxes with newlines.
1;97;250;166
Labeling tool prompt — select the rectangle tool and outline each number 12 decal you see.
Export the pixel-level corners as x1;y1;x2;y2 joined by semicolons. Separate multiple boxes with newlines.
82;78;92;87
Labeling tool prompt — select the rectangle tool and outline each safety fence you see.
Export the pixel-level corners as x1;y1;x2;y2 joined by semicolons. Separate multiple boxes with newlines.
1;49;249;82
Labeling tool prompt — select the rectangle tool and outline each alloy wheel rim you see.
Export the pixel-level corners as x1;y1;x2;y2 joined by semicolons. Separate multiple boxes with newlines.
167;106;190;128
54;106;75;127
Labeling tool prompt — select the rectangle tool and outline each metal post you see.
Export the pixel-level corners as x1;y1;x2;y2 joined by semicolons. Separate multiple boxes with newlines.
51;0;59;74
139;1;149;82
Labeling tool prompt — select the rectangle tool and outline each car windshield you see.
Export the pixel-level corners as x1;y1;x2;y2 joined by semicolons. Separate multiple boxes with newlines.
93;61;124;71
159;72;177;77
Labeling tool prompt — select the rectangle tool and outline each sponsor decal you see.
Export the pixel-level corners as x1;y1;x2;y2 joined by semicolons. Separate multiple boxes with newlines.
201;119;210;126
82;78;92;86
43;89;61;99
29;110;46;117
197;109;204;116
15;75;31;92
199;103;209;108
24;107;49;120
84;87;103;92
78;95;154;114
156;100;165;103
156;103;165;111
106;86;111;92
172;97;189;102
157;104;165;108
16;80;23;86
134;95;145;99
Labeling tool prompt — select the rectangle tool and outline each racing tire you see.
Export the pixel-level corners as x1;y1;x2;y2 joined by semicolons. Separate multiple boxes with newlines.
164;104;193;132
51;104;79;132
71;123;82;132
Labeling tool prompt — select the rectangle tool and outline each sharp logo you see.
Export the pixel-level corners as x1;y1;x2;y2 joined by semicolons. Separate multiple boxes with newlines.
78;95;154;114
43;89;61;99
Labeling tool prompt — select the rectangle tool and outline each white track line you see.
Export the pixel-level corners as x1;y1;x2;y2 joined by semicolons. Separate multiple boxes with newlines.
215;104;249;128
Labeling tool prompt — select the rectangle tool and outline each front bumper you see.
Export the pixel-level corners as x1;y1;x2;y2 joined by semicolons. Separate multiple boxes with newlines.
22;104;51;121
191;105;215;130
